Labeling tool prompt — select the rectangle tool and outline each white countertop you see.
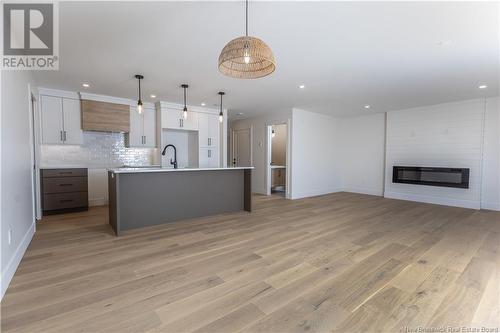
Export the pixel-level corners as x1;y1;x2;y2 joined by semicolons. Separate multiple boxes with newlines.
109;166;254;174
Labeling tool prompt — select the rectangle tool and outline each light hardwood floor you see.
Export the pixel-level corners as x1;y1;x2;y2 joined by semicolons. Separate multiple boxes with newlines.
1;193;499;333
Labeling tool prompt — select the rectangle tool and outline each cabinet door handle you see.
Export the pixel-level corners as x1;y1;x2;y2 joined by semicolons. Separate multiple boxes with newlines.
59;183;73;187
208;150;211;158
60;131;63;141
144;136;146;145
59;199;73;203
182;119;184;127
63;131;67;141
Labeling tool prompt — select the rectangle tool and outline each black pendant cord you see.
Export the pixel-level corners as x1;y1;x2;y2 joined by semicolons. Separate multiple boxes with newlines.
218;92;225;116
245;0;248;36
135;74;144;104
138;77;142;103
183;86;187;110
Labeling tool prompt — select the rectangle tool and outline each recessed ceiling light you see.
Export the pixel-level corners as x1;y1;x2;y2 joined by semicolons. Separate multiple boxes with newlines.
364;105;371;109
299;85;305;89
150;94;156;98
478;85;488;89
201;102;206;106
82;83;90;88
237;112;244;116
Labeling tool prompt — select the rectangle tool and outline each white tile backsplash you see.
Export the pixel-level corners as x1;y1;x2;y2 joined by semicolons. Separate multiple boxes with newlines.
40;131;156;168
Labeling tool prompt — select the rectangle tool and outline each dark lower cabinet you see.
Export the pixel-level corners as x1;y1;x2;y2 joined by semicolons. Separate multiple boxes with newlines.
41;168;88;215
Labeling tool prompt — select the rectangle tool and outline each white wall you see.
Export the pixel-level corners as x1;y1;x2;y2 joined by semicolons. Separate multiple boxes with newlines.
230;111;292;194
290;108;342;199
339;113;386;196
384;98;494;209
481;97;500;210
1;70;37;299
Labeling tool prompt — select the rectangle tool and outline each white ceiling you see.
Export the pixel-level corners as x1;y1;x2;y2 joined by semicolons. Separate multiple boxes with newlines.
34;1;499;119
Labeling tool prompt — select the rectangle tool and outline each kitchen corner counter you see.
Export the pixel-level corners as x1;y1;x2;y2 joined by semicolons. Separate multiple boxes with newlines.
108;167;252;235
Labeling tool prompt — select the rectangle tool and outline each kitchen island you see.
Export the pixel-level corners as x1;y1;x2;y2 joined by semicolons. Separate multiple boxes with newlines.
107;167;252;235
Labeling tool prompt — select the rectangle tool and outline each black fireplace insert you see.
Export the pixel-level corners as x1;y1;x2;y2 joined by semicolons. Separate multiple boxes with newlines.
392;166;470;189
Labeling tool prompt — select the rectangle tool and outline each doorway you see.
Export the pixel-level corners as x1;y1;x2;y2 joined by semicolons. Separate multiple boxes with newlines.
266;123;289;197
232;127;252;166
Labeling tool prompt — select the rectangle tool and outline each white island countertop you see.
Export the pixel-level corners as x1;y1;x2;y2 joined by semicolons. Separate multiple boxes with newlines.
109;166;254;174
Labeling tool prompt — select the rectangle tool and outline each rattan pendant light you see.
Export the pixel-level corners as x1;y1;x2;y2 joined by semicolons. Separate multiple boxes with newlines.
218;0;276;79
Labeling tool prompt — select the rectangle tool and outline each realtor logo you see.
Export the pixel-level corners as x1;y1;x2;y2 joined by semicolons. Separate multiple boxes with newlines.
2;2;59;70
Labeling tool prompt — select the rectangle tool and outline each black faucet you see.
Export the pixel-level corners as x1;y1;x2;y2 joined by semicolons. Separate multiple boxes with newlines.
161;144;178;169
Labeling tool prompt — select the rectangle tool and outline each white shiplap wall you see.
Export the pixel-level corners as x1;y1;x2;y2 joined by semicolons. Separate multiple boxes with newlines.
384;99;485;209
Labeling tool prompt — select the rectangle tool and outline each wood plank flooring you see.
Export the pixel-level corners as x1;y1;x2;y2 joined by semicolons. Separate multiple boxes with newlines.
1;192;499;333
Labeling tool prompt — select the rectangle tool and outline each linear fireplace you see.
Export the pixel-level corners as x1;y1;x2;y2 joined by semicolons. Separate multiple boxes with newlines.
392;166;470;189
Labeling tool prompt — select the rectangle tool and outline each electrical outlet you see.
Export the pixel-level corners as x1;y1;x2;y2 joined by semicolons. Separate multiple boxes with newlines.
8;229;12;245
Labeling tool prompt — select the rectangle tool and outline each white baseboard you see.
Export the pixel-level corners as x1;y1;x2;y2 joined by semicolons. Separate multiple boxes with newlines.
384;191;480;210
89;198;108;207
481;201;500;211
1;222;35;299
342;187;383;197
291;187;342;200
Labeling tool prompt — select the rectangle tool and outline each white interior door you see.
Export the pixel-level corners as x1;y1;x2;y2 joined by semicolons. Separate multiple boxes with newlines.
233;128;251;167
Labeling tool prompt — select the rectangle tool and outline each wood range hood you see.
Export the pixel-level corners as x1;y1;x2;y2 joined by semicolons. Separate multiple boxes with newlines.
81;99;130;133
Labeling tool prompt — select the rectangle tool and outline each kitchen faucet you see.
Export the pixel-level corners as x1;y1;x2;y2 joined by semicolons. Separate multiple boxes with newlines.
161;144;178;169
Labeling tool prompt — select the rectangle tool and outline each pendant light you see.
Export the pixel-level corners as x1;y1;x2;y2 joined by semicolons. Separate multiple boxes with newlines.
181;84;188;119
218;0;276;79
218;91;225;123
135;74;144;114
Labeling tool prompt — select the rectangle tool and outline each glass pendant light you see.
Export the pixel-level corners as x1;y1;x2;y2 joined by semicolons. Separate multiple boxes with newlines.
135;74;144;114
181;84;188;119
218;91;225;123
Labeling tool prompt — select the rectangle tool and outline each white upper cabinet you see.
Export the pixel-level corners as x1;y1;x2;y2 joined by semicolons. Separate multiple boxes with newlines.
40;94;83;145
127;106;156;148
41;95;64;144
142;107;156;147
161;107;198;131
198;113;220;148
128;106;144;147
62;98;83;145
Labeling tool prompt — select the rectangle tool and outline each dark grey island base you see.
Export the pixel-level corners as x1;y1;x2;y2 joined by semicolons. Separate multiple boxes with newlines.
108;167;252;235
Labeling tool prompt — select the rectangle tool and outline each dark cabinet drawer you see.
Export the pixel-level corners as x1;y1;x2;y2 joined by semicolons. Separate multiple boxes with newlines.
43;192;88;211
43;177;87;194
42;168;87;178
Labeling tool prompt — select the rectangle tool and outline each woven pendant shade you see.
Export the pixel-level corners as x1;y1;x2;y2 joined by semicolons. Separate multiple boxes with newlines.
218;36;276;79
